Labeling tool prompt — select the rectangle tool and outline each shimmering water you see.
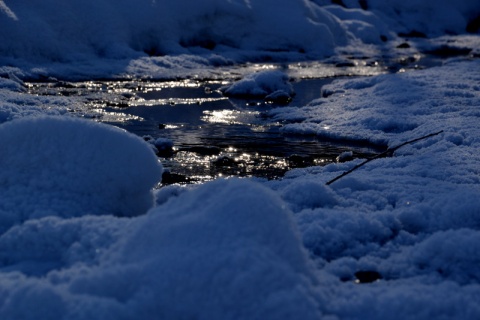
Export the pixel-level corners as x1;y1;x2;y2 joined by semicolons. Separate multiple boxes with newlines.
31;56;435;184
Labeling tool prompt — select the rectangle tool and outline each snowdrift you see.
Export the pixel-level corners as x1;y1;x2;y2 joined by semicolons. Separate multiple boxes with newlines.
0;0;346;62
0;177;324;319
0;0;478;68
0;116;162;233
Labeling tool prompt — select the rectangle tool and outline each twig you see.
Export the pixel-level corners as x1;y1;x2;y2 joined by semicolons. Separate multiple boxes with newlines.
326;130;444;185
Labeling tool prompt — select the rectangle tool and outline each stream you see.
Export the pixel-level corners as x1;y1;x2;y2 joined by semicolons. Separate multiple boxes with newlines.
27;55;442;185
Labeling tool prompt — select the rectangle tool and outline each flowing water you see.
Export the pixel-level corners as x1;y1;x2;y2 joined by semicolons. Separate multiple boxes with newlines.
28;56;441;185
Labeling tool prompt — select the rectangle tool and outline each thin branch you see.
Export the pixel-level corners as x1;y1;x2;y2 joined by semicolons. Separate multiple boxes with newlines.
326;130;444;186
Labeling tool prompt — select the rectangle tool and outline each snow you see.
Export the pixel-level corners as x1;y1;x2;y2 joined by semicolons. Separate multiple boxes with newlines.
1;0;480;319
1;0;478;79
0;116;162;234
220;70;294;99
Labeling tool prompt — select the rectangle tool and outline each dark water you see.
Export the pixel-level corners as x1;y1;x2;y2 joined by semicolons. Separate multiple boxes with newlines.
100;78;383;184
24;45;469;185
26;73;389;185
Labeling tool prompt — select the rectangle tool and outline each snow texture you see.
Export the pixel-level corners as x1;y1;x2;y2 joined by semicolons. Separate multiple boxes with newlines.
0;116;163;234
220;70;294;98
0;0;480;319
0;0;478;79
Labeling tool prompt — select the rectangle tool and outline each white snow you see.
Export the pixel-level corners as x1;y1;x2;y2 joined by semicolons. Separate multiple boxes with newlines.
0;116;162;233
1;0;478;79
1;0;480;319
220;70;294;99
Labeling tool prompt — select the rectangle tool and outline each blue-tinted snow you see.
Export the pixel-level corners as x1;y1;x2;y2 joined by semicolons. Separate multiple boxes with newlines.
0;0;480;319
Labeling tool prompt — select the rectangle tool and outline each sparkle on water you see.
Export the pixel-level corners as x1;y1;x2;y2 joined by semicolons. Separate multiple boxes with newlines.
27;57;428;185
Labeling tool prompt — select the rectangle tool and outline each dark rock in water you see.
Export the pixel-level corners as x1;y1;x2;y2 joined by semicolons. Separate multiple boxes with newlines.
398;30;427;38
161;172;190;185
180;146;221;156
158;123;167;130
213;156;237;167
287;154;315;168
354;270;382;283
396;42;411;49
265;90;292;105
380;35;388;42
424;45;472;57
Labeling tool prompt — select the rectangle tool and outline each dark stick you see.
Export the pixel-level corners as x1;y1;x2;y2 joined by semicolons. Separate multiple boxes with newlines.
326;130;444;185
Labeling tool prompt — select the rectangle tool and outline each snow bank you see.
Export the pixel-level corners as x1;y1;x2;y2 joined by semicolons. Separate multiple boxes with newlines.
363;0;480;36
1;0;478;78
265;59;480;318
0;116;162;234
0;59;480;318
0;0;346;63
0;179;323;319
272;59;480;146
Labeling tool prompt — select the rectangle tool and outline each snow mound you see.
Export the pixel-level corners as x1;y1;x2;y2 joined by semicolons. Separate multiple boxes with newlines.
0;179;323;319
0;116;162;234
0;0;346;63
220;70;294;100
